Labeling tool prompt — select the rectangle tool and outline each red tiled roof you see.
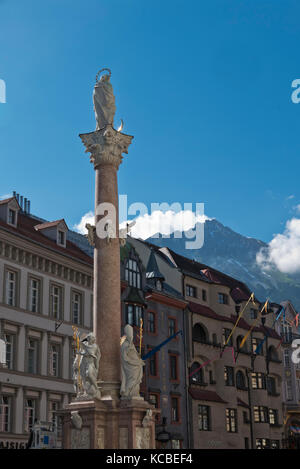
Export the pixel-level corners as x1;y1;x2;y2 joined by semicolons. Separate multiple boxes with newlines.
237;397;249;408
188;301;220;320
189;388;227;403
0;213;92;265
34;219;66;230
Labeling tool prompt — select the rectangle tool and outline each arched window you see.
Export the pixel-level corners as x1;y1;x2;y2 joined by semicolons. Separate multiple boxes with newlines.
190;362;204;384
192;324;208;344
236;370;246;389
268;346;278;362
237;335;247;352
125;259;141;289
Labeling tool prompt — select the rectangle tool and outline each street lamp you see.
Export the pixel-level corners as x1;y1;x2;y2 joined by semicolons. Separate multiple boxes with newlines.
156;417;172;449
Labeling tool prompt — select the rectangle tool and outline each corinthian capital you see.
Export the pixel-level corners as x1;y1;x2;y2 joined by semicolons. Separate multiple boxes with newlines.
79;125;133;170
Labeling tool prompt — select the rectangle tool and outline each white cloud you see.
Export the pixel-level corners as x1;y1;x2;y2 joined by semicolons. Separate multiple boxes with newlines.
257;218;300;274
0;193;12;200
73;211;94;234
294;204;300;214
286;195;295;200
74;209;211;240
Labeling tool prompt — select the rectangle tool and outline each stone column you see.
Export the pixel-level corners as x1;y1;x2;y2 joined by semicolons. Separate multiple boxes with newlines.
80;125;133;398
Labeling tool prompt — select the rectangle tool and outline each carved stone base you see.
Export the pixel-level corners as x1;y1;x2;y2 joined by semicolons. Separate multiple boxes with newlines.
60;398;159;449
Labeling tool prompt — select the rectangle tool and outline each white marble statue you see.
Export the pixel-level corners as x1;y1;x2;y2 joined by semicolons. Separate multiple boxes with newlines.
120;324;145;399
73;333;101;400
93;68;116;130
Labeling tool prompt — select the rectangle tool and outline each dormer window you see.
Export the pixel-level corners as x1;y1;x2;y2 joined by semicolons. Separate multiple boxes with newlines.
156;279;162;291
8;209;16;226
34;219;68;248
0;196;20;226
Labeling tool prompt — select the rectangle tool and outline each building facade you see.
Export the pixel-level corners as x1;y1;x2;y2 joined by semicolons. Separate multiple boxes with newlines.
0;196;93;448
154;247;284;449
275;300;300;448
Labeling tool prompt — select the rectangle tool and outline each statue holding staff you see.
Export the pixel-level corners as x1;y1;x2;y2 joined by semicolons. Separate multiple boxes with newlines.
120;324;145;399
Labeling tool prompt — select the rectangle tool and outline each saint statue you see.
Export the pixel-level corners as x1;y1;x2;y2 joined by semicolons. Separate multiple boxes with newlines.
120;324;145;399
73;333;101;400
93;68;116;130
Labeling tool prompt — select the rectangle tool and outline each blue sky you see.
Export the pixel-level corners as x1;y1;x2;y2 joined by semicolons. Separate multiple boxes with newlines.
0;0;300;243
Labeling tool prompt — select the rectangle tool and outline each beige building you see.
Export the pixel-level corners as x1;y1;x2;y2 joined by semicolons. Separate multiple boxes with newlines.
158;247;284;449
0;195;93;448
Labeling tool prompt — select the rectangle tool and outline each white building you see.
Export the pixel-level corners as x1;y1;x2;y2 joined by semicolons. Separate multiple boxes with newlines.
0;195;93;448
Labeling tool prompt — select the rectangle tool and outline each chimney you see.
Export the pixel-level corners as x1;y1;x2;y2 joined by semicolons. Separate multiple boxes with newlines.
13;191;16;198
27;200;31;214
20;196;23;211
24;198;27;214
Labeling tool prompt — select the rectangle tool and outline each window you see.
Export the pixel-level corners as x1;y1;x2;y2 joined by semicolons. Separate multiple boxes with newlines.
149;350;158;377
171;440;181;449
125;259;141;289
268;345;279;362
0;396;12;432
126;304;143;326
24;399;36;433
8;208;16;226
222;328;232;346
72;291;82;325
254;406;268;423
271;440;280;449
267;376;277;396
282;324;292;343
269;409;278;425
169;355;178;381
4;334;14;370
251;373;266;389
236;370;246;389
5;270;17;307
49;344;61;377
29;278;40;313
284;349;290;367
148;312;156;333
286;379;293;401
190;362;204;384
58;230;65;246
171;397;180;423
198;405;210;431
193;324;208;343
224;366;235;386
168;318;176;337
226;409;237;433
50;284;63;319
28;339;39;374
49;401;61;435
218;293;228;305
202;289;207;301
256;438;270;449
252;337;263;355
186;285;197;298
156;280;162;291
250;308;257;320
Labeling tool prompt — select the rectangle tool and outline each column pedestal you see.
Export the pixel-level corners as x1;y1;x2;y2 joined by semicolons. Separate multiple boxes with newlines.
61;399;158;449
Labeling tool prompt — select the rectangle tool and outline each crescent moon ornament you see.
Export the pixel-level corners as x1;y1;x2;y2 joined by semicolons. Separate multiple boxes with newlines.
95;68;112;83
117;119;124;132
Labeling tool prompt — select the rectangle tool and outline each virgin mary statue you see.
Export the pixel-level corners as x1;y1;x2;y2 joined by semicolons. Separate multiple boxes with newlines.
93;68;116;130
